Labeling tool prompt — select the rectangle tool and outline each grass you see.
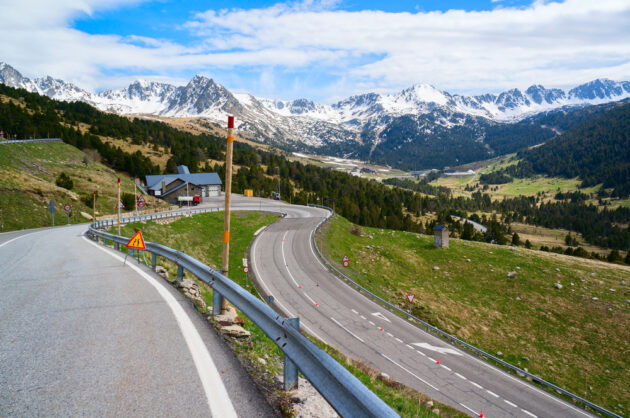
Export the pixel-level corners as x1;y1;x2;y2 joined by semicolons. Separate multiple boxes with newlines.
0;141;169;231
319;215;630;416
117;211;454;417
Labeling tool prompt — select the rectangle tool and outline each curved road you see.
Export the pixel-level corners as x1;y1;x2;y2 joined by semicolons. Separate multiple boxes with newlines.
211;195;593;418
0;225;275;417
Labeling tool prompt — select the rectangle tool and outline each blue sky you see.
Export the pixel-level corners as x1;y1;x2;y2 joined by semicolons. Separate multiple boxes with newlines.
1;0;628;102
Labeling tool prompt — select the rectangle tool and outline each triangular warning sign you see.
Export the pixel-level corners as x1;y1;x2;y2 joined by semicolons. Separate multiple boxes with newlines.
126;230;146;250
406;294;415;303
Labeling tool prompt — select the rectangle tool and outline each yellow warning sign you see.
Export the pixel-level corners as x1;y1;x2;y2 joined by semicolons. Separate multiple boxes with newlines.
125;230;146;250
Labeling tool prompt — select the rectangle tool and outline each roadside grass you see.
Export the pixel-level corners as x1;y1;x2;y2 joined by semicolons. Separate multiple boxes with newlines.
0;141;168;231
319;215;629;415
117;211;450;417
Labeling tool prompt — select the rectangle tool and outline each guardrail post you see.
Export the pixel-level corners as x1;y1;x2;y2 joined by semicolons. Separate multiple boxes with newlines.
115;242;120;251
284;317;300;391
177;265;184;280
152;253;157;271
212;291;223;315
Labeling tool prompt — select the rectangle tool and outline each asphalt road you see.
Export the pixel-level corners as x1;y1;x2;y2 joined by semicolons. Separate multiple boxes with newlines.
209;195;593;418
0;225;275;417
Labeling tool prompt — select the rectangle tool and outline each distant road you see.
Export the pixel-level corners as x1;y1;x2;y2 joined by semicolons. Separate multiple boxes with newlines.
0;225;274;417
452;216;488;233
204;195;593;418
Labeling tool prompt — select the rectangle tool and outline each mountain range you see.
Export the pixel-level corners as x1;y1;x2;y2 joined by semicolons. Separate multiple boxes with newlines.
2;61;629;170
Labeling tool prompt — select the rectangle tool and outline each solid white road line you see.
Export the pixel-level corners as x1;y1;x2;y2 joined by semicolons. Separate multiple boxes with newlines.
0;230;41;248
331;317;365;343
381;353;440;391
459;403;478;415
281;231;300;287
522;409;538;417
84;237;237;418
504;399;518;408
309;230;330;271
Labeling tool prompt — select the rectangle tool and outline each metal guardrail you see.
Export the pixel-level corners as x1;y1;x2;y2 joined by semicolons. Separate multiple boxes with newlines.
88;208;398;418
0;138;63;145
307;204;620;418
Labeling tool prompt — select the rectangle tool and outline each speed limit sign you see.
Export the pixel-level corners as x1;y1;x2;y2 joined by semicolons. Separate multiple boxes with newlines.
243;266;249;274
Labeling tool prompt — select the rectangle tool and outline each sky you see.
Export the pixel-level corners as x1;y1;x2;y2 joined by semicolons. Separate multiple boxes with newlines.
1;0;629;103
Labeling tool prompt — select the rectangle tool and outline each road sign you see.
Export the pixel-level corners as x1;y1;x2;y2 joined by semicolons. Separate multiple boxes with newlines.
48;200;56;214
406;294;415;304
137;195;145;203
243;266;249;274
343;260;349;267
116;200;125;209
125;230;146;250
342;254;349;262
63;204;71;213
137;201;145;209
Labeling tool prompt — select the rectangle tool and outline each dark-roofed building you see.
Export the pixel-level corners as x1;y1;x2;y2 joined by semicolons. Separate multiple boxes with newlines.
433;225;449;248
145;165;222;205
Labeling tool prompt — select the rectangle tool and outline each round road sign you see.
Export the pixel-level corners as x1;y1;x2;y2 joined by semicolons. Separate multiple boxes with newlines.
343;260;349;268
64;204;71;213
138;201;145;209
243;266;249;274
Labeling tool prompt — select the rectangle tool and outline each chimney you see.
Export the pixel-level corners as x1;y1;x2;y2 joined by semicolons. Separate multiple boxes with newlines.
161;180;166;195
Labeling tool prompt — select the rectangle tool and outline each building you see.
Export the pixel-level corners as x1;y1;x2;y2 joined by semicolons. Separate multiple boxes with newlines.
145;165;222;205
433;225;449;248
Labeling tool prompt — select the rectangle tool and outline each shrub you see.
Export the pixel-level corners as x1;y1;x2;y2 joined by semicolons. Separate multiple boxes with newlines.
121;192;136;211
56;172;73;190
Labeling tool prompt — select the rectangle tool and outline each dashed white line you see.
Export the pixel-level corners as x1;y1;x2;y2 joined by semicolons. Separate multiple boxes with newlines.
470;381;483;389
386;332;393;337
455;372;467;380
381;354;440;391
428;357;436;362
395;337;403;343
351;309;359;314
504;400;518;408
303;292;316;305
441;365;452;371
368;321;375;326
522;409;538;418
406;344;415;350
487;390;499;398
459;403;478;415
360;315;367;320
331;317;365;343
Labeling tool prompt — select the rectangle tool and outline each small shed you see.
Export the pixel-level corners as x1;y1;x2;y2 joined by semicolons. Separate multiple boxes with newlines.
433;225;449;248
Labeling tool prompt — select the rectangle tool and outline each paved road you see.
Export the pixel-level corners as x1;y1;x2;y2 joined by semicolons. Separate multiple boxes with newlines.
0;226;275;417
206;195;593;418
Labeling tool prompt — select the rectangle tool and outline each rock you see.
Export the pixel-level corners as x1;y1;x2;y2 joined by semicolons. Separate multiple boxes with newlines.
466;258;471;262
507;271;517;278
516;370;525;377
177;278;196;290
592;297;599;301
496;351;503;357
625;300;630;304
516;296;521;301
570;282;574;286
258;357;267;366
515;266;521;270
80;211;94;220
521;356;529;362
219;325;251;338
543;270;550;273
555;268;561;272
155;266;169;279
379;372;390;381
621;280;626;286
214;312;237;326
368;235;374;239
464;243;470;247
609;288;616;292
554;283;563;290
591;272;596;277
432;408;440;415
425;401;434;408
433;266;440;271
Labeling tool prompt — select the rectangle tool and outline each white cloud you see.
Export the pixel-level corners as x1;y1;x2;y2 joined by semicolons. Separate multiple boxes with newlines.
0;0;629;101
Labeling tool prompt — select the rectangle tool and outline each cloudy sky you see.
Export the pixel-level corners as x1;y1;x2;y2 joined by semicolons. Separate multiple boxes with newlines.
1;0;629;102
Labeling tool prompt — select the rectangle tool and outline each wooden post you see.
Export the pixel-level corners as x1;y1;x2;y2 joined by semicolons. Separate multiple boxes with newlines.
92;191;96;222
117;177;121;235
221;115;235;313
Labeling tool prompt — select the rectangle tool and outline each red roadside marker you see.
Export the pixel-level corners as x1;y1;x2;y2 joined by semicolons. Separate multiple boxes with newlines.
379;326;384;331
315;301;319;307
480;411;484;418
436;358;440;365
298;284;302;289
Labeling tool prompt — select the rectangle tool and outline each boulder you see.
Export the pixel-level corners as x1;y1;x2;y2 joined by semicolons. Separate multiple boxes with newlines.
554;283;563;290
433;266;440;271
220;325;251;338
425;400;434;408
155;266;169;279
507;271;517;278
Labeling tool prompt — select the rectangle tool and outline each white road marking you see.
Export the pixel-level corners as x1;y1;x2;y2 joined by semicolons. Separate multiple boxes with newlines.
281;231;300;288
522;409;538;418
371;312;391;323
406;344;415;350
359;315;366;320
368;321;375;326
253;226;267;236
303;292;316;305
386;332;393;337
441;365;452;371
0;230;41;248
428;357;436;362
331;317;365;343
412;342;463;356
459;403;478;415
249;232;329;345
455;372;467;380
84;237;237;417
395;338;403;343
487;390;500;398
470;381;483;389
504;399;518;408
416;350;426;356
309;230;330;271
351;309;359;314
381;354;440;391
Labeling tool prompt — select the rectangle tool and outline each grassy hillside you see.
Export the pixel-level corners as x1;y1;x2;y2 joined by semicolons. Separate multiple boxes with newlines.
320;215;629;415
0;141;168;231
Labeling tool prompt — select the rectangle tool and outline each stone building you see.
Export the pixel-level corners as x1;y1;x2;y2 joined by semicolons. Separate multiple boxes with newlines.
433;225;449;248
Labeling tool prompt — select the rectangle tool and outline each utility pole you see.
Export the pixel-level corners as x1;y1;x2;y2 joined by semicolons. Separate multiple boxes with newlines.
0;206;3;231
221;116;235;314
93;191;96;222
134;177;138;216
117;177;121;235
187;182;190;210
276;166;280;199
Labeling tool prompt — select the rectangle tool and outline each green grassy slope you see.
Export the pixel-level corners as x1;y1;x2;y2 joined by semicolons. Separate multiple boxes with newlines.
0;141;167;231
320;215;629;415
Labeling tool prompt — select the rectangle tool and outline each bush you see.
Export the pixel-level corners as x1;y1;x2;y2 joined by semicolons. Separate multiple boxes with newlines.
56;172;73;190
121;192;136;211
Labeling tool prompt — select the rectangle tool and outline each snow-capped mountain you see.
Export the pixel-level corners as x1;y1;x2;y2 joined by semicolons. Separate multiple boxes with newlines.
2;61;629;168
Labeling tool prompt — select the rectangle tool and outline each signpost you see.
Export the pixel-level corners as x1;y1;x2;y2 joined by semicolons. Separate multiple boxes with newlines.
342;254;349;268
0;205;3;231
243;265;249;287
64;204;71;225
406;294;415;313
48;200;56;227
125;230;146;264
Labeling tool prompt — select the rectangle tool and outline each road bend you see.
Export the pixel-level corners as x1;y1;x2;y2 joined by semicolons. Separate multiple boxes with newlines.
222;195;594;418
0;225;275;417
